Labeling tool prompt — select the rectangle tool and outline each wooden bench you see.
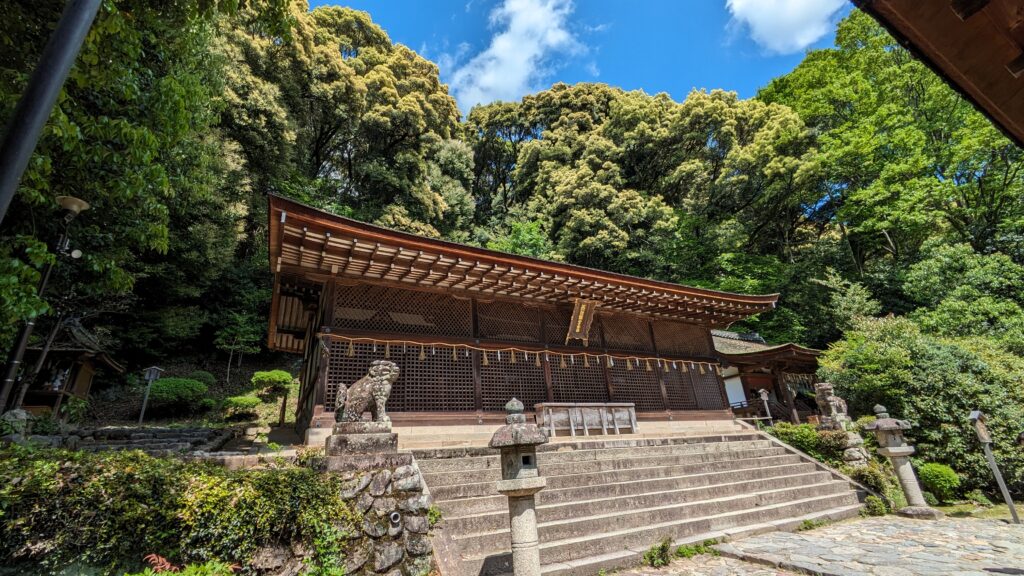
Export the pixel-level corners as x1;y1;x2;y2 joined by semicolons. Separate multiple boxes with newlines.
534;402;637;437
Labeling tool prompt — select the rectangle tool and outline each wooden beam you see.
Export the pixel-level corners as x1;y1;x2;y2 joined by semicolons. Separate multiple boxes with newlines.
950;0;989;20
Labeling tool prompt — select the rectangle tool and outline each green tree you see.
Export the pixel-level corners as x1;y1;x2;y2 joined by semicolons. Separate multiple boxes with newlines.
819;316;1024;494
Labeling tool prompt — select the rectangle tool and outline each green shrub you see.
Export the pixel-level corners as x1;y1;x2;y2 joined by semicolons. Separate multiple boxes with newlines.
427;505;443;528
863;495;888;516
965;488;993;507
0;444;359;574
641;537;672;567
127;559;238;575
819;316;1024;492
149;378;208;413
765;422;843;465
251;370;293;391
224;395;261;417
922;491;939;506
197;398;217;412
60;397;89;423
848;461;891;495
674;539;719;558
188;371;217;387
797;519;828;531
30;416;60;435
917;463;960;503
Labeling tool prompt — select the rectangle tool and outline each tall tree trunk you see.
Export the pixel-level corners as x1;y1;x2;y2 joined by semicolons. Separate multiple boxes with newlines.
226;347;234;387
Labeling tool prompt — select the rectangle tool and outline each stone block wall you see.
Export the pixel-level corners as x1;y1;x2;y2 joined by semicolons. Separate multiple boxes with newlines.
338;463;435;576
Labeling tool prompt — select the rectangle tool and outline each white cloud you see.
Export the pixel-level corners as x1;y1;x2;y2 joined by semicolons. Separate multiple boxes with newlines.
726;0;846;54
448;0;583;111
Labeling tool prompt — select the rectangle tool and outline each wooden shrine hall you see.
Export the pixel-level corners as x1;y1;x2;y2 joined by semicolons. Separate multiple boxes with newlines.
266;195;780;440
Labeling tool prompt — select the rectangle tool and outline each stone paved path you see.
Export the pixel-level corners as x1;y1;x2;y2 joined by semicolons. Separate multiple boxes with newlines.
617;555;798;576
716;516;1024;576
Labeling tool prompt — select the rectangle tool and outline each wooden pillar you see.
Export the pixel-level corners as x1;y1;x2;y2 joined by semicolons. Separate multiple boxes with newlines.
775;367;799;424
540;310;554;402
648;320;670;412
471;299;483;412
598;319;615;402
542;351;554;402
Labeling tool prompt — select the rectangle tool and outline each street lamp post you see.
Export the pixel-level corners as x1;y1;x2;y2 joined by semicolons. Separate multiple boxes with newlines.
0;196;89;411
969;410;1020;524
138;366;164;425
0;0;102;226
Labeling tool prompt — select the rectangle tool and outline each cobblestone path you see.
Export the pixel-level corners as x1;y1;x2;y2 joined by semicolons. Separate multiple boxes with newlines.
716;516;1024;576
617;555;799;576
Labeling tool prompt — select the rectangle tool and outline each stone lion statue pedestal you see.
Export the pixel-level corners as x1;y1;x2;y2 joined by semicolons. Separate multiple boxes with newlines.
325;359;412;473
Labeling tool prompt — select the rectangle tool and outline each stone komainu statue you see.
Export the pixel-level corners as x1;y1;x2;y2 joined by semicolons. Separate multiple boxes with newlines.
814;381;849;430
335;360;400;423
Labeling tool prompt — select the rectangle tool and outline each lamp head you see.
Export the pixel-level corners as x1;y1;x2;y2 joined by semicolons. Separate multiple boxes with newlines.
56;196;90;219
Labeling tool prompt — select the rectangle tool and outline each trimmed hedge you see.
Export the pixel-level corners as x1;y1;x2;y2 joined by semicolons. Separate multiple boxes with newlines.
251;370;293;391
0;445;358;575
149;378;208;413
223;395;261;417
917;462;960;503
188;370;217;387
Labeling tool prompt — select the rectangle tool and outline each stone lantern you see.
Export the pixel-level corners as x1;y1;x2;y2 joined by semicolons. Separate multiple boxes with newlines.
863;405;943;520
489;398;549;576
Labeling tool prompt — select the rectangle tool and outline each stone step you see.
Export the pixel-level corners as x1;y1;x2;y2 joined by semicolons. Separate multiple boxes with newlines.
429;453;805;501
419;444;786;483
412;433;763;462
452;481;854;557
534;503;864;576
443;471;835;533
415;438;774;474
436;460;819;516
459;492;860;575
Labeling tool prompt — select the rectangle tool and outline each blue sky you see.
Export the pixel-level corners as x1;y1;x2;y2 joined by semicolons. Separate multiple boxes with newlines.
311;0;852;112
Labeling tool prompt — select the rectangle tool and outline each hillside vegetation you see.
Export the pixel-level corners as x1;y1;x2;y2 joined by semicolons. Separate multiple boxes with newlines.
2;3;1022;488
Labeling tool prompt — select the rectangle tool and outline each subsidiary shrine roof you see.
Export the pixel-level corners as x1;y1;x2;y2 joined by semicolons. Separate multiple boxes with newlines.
712;330;820;371
857;0;1024;147
267;195;778;351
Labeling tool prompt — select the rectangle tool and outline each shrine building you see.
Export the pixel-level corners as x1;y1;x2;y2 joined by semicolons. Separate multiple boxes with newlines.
265;195;782;443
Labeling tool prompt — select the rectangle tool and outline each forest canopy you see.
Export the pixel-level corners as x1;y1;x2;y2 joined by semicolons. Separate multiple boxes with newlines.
1;2;1022;389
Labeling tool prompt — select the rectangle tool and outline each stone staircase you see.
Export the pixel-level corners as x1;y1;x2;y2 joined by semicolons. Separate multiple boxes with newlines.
71;426;232;456
416;431;863;576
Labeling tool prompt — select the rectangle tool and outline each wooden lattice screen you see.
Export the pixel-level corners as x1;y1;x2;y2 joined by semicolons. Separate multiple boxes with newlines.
601;313;653;352
481;352;546;411
653;320;712;356
326;340;475;412
609;361;665;411
663;367;698;410
478;300;541;342
321;283;723;413
549;352;609;403
692;368;727;410
333;283;472;337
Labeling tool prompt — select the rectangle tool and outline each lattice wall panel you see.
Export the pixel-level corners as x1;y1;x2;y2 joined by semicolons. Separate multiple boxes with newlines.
478;300;541;343
691;367;726;410
663;368;698;411
332;284;472;337
601;313;654;353
652;320;711;357
609;362;664;411
544;306;601;348
325;340;474;412
481;352;547;411
549;353;609;403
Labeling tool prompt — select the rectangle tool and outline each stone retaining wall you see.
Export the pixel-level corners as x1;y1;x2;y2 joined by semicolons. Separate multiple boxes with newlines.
6;426;234;456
